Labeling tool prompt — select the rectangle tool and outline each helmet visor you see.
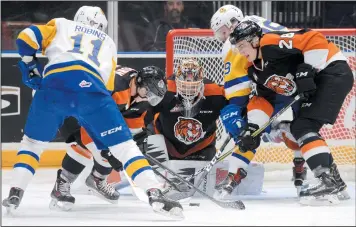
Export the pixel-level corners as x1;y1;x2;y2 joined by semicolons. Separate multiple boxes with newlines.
146;91;164;106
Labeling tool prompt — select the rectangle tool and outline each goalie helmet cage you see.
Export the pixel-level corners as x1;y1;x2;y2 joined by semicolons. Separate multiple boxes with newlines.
166;28;356;169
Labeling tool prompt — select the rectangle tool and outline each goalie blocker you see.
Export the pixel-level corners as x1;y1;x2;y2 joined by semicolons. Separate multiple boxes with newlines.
144;134;265;199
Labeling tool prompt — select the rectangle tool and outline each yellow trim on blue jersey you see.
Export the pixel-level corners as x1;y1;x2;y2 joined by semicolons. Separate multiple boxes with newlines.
44;65;103;83
106;58;117;91
18;32;39;50
38;19;57;53
225;88;251;100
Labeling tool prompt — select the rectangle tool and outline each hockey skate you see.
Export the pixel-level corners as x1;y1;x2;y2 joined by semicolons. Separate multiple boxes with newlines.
214;168;247;199
292;157;308;196
330;162;350;200
49;169;76;211
2;187;24;214
299;168;341;206
147;188;184;220
85;170;120;204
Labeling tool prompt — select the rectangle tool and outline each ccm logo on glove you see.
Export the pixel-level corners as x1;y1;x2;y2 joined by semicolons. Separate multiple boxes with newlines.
221;111;240;120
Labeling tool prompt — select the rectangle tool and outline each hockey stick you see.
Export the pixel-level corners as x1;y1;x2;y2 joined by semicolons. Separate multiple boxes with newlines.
214;94;302;162
152;167;182;192
163;94;302;198
162;135;231;196
144;153;246;210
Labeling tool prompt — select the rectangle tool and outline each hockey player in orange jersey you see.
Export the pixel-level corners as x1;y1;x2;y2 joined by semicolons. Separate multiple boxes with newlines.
211;4;308;198
227;20;352;205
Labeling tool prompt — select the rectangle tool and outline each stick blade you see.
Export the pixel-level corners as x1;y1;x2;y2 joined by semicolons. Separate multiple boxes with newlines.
217;200;246;210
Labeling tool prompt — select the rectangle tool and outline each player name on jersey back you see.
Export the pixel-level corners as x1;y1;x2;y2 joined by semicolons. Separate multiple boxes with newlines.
74;25;107;41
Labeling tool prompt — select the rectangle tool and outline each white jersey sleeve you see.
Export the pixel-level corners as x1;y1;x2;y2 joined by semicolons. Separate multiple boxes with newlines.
17;18;117;86
243;15;289;33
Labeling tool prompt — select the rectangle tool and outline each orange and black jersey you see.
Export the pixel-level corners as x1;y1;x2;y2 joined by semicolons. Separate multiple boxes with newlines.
247;29;347;101
148;74;228;158
109;66;150;129
245;29;347;128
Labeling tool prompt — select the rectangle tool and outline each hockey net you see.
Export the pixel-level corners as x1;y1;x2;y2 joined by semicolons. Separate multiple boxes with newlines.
166;28;356;170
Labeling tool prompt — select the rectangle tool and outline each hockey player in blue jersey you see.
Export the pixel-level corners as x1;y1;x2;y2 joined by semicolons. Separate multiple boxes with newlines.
2;6;184;219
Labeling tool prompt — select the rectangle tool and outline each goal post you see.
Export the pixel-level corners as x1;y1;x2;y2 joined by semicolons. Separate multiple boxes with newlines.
166;28;356;168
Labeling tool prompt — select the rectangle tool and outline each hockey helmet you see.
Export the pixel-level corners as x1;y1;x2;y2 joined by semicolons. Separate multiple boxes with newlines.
74;6;108;32
210;5;244;42
136;66;167;106
229;20;262;46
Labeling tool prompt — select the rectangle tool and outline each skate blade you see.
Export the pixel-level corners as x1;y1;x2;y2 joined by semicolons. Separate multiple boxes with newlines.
4;204;17;216
151;202;185;220
299;194;340;206
87;188;119;204
337;190;350;201
296;182;310;197
49;199;74;211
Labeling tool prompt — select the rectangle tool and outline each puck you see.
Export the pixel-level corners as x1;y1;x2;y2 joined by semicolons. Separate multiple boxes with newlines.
189;203;200;207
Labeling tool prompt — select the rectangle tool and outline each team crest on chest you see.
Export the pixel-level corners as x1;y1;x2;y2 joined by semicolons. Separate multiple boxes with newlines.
264;74;297;96
174;117;206;145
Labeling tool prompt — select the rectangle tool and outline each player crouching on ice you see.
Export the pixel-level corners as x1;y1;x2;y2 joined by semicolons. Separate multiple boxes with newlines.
50;65;167;210
225;20;352;205
211;4;308;198
2;5;184;219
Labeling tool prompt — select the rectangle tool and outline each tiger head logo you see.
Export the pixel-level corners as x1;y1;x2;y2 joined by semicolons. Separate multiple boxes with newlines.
264;74;297;96
174;117;206;145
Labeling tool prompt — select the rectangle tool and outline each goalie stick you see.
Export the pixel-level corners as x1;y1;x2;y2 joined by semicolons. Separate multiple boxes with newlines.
162;134;231;198
144;153;246;210
162;94;302;199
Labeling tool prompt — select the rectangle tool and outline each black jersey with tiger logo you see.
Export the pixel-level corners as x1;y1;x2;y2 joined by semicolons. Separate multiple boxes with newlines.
148;75;228;158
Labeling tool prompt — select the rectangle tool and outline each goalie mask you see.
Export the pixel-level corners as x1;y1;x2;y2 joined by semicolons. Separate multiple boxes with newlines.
175;58;205;117
74;6;108;32
136;66;167;106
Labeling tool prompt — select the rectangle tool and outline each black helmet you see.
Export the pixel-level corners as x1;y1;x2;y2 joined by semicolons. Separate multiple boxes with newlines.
229;20;262;45
136;66;167;106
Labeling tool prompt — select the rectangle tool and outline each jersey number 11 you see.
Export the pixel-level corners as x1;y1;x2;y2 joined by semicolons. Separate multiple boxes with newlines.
68;34;103;67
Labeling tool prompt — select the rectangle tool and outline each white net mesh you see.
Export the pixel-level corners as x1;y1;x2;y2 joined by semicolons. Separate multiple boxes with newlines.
168;29;356;166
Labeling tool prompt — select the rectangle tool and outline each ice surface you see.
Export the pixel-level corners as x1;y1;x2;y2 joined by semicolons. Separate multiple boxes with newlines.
2;169;355;226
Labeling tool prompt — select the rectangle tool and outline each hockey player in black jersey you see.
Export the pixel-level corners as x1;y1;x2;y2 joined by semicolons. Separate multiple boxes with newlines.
47;66;184;217
226;20;352;205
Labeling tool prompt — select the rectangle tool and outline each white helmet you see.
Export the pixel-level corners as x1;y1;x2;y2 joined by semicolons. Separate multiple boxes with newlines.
210;5;244;42
74;6;108;32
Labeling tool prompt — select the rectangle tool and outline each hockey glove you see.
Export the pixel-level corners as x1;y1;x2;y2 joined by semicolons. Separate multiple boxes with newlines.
295;63;317;99
18;55;43;90
220;104;246;139
133;128;148;153
237;123;261;153
101;150;123;172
